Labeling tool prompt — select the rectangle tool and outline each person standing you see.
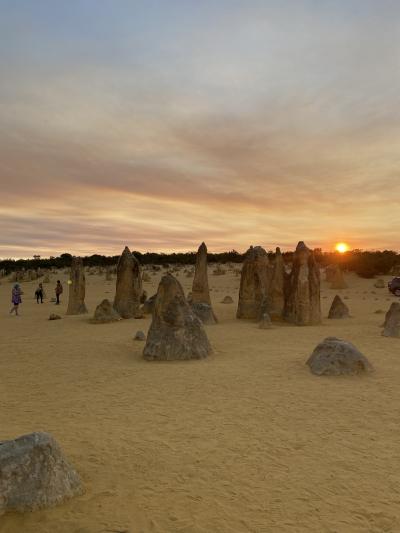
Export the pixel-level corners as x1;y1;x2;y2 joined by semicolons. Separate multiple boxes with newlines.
10;283;22;315
55;280;63;305
35;282;44;304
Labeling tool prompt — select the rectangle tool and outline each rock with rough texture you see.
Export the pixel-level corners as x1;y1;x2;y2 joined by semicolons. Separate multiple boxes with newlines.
133;330;146;341
284;242;321;326
0;432;82;515
191;242;217;324
374;278;385;288
66;257;88;315
269;247;285;321
143;274;211;361
382;303;400;338
237;246;271;319
221;295;233;304
307;337;372;376
328;295;350;319
113;246;142;319
49;314;61;321
91;299;121;324
330;267;348;290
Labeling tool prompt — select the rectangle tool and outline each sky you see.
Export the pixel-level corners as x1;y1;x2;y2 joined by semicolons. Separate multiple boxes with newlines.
1;0;399;258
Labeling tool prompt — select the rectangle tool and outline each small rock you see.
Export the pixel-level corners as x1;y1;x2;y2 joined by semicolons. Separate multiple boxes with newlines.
134;331;146;341
49;314;61;320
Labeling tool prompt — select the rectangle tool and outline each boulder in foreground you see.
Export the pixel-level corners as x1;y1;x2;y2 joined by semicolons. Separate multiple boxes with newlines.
143;274;211;361
306;337;372;376
0;432;82;515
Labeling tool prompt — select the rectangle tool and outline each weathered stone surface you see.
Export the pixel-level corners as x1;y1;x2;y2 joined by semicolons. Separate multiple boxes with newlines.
330;267;347;289
374;278;385;288
66;257;88;315
133;330;146;341
307;337;372;376
328;295;350;319
237;246;270;319
382;302;400;338
113;246;142;319
91;299;121;324
221;295;233;304
49;314;61;320
143;274;211;361
0;432;82;515
269;247;285;321
284;242;321;326
191;242;217;324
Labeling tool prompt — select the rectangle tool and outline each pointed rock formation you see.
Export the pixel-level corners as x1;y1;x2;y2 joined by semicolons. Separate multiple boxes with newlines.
330;266;347;289
307;337;372;376
113;246;142;319
237;246;270;319
66;257;88;315
328;295;350;319
143;274;211;361
0;432;83;515
284;241;321;326
269;247;285;321
91;299;121;324
382;302;400;337
191;242;217;324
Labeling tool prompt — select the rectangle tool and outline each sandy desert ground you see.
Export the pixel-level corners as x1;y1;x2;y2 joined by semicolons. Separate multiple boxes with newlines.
1;267;400;533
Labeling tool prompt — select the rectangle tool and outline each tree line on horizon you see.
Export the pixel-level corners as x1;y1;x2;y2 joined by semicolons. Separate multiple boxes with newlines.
1;249;399;279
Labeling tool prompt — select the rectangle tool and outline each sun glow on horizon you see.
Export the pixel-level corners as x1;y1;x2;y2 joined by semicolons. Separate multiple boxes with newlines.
335;242;349;253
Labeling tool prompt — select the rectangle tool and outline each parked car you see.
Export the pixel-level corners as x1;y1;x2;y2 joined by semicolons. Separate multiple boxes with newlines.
388;277;400;296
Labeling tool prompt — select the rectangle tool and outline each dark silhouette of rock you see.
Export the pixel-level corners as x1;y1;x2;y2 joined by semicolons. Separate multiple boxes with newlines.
328;295;350;319
143;274;211;361
382;303;400;338
66;257;88;315
0;432;82;515
221;295;233;304
307;337;372;376
284;242;321;326
91;299;121;324
237;246;270;319
113;246;142;319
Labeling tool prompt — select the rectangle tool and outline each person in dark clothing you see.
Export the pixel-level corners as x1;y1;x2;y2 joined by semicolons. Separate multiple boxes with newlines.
35;283;44;304
55;280;63;305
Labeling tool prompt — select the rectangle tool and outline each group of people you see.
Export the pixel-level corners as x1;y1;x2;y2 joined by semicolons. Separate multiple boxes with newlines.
9;280;64;316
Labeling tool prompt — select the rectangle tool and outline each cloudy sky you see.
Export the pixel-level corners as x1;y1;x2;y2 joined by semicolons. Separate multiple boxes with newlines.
1;0;399;258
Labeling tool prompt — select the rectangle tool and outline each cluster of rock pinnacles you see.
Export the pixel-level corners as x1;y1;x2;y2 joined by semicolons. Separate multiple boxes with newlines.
4;240;393;516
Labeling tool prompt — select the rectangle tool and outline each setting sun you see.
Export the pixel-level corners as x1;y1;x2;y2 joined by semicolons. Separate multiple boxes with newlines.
335;242;349;253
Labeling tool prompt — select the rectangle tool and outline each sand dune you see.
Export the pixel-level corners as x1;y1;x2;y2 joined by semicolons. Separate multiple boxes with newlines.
1;269;400;532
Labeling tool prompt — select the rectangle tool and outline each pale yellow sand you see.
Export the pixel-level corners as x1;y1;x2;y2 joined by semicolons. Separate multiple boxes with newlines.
1;269;400;533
